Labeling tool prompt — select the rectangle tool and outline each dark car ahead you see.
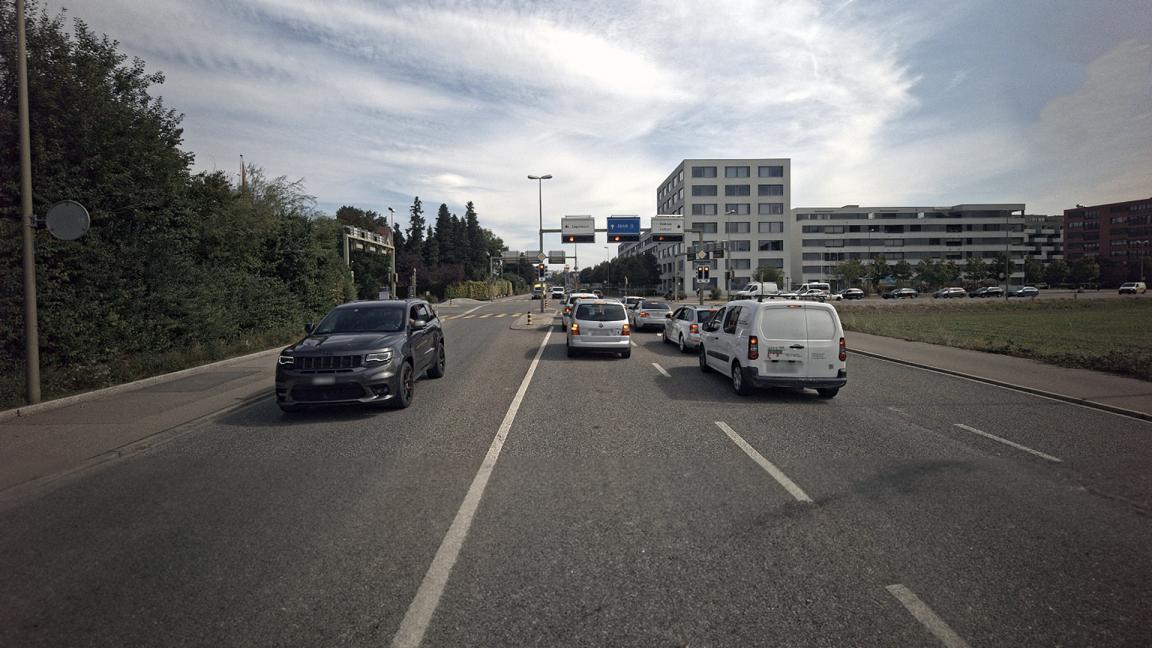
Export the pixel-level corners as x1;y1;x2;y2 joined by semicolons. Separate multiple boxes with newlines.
970;286;1005;298
882;288;918;299
1008;286;1040;298
275;300;445;412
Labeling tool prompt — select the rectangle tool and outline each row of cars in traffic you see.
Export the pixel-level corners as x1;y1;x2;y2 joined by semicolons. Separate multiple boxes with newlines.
559;289;847;398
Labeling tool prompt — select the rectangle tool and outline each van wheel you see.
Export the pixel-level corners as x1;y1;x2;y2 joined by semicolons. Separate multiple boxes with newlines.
698;347;712;373
732;363;753;396
678;335;688;353
817;388;839;399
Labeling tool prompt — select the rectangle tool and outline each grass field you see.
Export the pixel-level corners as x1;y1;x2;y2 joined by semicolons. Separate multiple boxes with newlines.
836;298;1152;380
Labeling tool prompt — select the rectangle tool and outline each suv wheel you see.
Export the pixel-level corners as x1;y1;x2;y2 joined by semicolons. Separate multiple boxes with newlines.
731;363;753;396
427;341;446;379
699;347;712;373
678;334;688;354
392;361;414;409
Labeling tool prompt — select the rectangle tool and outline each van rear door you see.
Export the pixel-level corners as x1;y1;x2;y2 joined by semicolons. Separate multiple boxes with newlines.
755;304;809;379
803;306;842;380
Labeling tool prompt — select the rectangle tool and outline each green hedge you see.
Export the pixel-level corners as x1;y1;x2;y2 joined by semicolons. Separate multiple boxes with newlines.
445;280;514;300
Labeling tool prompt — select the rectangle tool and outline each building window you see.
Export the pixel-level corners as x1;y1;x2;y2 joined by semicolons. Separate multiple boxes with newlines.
692;185;718;196
677;189;683;201
730;258;752;270
825;239;845;247
884;239;904;247
725;185;751;196
758;258;785;268
758;165;784;177
824;225;845;234
757;184;784;196
691;204;718;216
758;203;784;215
725;166;750;178
758;240;783;251
725;222;751;234
691;166;717;178
724;203;751;215
759;221;784;233
730;240;751;252
692;221;718;233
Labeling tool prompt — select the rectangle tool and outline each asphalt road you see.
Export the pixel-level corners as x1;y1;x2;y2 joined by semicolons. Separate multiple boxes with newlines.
2;296;1150;647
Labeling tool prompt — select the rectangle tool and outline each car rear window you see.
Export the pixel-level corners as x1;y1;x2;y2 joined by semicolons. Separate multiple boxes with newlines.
575;303;627;321
640;302;669;310
758;308;807;340
805;309;838;340
697;310;718;323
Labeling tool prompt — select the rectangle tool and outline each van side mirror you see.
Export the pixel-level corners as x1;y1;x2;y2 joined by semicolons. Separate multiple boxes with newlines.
304;322;315;334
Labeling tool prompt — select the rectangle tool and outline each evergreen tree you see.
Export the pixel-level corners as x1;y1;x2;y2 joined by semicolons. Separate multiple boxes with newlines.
451;213;468;267
433;204;454;264
422;225;440;267
464;202;484;279
406;196;425;255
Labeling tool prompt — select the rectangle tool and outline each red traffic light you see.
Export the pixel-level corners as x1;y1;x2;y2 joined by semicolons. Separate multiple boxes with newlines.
613;235;621;242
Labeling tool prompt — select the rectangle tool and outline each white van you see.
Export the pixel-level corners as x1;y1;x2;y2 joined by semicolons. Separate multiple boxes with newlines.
732;282;780;300
698;300;847;398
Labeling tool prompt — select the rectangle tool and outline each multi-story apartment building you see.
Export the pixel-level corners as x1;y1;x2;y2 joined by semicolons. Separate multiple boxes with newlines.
1023;215;1063;263
656;158;792;294
1064;197;1152;284
792;204;1026;285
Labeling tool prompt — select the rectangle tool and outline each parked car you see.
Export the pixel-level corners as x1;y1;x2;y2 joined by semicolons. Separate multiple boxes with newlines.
882;288;919;299
562;292;598;329
840;288;865;300
698;300;847;398
275;299;444;412
970;286;1005;298
933;287;968;299
629;299;672;331
784;282;831;300
1119;281;1147;294
662;305;720;353
567;300;631;358
1008;286;1040;298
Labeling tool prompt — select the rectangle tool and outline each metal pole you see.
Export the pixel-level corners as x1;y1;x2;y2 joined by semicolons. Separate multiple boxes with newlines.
388;207;396;299
17;0;41;404
604;246;610;296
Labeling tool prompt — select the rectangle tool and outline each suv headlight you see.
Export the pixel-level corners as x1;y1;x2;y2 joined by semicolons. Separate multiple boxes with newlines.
277;354;294;367
364;350;393;366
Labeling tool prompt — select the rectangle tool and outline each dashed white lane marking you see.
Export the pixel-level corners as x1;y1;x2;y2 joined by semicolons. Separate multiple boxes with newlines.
391;327;554;648
458;304;485;318
714;421;813;503
652;362;671;378
953;423;1062;463
885;584;973;648
887;406;908;415
478;314;491;319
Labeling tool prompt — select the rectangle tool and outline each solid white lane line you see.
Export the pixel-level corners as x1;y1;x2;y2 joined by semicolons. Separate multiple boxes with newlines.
652;362;671;378
714;421;813;503
953;423;1062;463
885;584;973;648
391;327;554;648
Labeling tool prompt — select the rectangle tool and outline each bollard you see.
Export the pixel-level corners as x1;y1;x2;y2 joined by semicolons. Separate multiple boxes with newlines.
527;311;532;325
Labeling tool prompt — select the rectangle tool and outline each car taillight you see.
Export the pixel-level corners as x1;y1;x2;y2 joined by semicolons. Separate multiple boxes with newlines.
689;323;699;334
571;323;580;335
621;323;630;336
839;337;846;361
748;335;759;360
639;311;649;318
564;307;571;315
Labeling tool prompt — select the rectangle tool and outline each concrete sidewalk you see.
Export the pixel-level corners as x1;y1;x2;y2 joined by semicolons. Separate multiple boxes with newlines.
848;331;1152;420
0;349;277;499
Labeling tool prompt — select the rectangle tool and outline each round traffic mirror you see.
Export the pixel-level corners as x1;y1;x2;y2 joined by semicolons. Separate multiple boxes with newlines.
45;200;90;241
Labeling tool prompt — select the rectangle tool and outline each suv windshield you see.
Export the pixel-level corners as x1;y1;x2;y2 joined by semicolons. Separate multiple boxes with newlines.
575;303;627;321
314;306;406;334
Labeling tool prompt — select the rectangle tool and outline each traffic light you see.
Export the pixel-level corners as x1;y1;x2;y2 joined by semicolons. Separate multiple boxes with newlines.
696;266;710;281
654;233;683;242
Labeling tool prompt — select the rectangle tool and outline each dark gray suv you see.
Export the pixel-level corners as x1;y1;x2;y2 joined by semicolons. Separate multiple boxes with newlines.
275;300;445;412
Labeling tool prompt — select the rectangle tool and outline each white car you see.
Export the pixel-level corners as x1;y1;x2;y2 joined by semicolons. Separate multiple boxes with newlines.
566;300;631;359
698;300;847;398
562;292;598;329
662;305;720;353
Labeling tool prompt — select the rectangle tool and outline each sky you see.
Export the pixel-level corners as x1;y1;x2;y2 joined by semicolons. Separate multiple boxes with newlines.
46;0;1152;267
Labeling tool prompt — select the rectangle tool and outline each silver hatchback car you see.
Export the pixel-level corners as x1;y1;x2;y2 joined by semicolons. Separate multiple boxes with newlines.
566;300;631;358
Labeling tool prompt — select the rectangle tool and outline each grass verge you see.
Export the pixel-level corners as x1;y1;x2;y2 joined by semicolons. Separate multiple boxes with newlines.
0;326;300;411
836;298;1152;381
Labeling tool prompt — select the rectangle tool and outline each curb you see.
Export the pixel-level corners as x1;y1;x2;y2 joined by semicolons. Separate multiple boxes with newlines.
851;348;1152;423
0;346;283;422
0;389;270;511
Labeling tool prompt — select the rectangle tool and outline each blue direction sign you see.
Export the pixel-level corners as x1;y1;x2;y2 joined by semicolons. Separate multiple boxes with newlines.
606;215;641;242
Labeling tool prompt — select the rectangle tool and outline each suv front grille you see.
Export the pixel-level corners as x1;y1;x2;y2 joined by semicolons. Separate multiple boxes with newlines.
294;355;363;372
290;384;366;402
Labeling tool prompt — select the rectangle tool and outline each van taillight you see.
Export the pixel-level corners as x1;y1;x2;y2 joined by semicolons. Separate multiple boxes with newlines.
622;323;630;336
748;335;759;360
839;337;846;361
571;323;580;336
689;323;699;334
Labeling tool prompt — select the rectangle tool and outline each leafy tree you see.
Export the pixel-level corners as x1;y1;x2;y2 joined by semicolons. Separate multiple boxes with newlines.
893;259;914;284
754;264;782;284
336;205;384;231
1024;256;1044;284
943;260;962;283
1070;256;1100;286
868;255;890;289
1044;259;1068;286
990;251;1010;281
834;259;866;287
964;256;988;283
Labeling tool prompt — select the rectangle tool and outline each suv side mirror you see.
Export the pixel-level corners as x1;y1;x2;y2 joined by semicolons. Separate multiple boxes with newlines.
304;322;315;334
411;319;428;331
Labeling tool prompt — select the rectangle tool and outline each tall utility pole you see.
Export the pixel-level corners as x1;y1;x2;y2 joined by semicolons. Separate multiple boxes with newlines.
528;174;551;313
388;207;396;299
604;245;611;296
16;0;40;404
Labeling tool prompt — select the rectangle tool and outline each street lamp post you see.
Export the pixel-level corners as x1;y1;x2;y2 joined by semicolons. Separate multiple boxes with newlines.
604;245;611;296
16;0;40;404
387;206;396;299
528;174;552;313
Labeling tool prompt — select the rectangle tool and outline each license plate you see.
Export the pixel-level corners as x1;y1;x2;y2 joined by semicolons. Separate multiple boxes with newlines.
313;376;336;385
590;329;615;336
